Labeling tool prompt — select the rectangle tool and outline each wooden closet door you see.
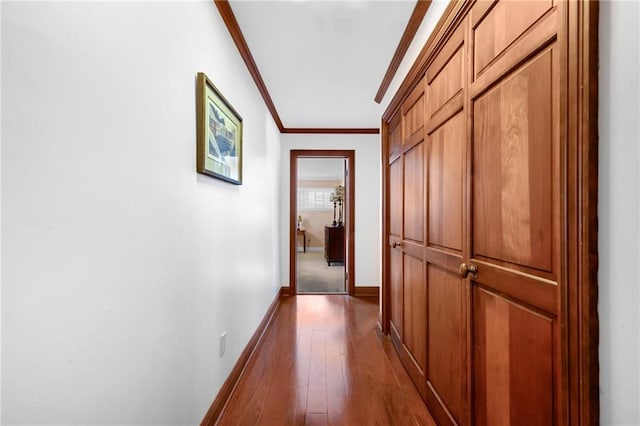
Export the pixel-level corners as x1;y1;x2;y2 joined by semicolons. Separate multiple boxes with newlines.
423;23;468;426
469;1;560;425
383;1;597;424
393;78;428;397
388;113;403;343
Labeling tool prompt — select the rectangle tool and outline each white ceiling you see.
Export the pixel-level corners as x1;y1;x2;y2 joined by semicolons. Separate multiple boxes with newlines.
230;0;417;129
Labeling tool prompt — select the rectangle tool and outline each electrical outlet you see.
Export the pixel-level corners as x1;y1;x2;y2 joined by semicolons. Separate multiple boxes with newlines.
220;332;227;357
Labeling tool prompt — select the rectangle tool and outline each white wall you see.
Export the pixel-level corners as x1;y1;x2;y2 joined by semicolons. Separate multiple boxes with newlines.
1;2;280;424
280;134;381;287
599;1;640;425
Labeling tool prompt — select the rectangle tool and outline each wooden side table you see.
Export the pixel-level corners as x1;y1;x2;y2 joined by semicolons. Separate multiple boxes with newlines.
296;229;306;252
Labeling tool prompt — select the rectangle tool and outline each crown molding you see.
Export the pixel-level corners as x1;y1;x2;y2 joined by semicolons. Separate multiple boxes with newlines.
215;0;400;136
283;128;380;135
382;0;470;122
374;0;432;104
214;0;285;132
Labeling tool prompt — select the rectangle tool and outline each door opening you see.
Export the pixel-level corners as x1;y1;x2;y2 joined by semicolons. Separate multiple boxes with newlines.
290;150;355;296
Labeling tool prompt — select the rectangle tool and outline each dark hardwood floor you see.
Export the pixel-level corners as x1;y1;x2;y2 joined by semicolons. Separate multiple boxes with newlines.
218;295;436;425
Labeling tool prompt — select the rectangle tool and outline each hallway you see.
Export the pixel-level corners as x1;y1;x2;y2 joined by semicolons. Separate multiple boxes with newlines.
218;295;435;425
2;0;634;423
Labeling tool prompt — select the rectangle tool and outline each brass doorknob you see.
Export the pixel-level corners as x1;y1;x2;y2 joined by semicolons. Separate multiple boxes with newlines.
459;262;478;278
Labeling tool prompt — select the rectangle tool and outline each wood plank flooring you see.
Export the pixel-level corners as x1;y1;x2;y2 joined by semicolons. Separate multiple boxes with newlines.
218;295;436;426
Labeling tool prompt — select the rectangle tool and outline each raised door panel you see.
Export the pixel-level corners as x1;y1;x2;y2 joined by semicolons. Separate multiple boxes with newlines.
426;23;464;123
389;114;402;161
428;47;463;119
389;159;403;238
473;50;553;272
404;143;425;243
473;0;553;78
473;288;554;426
403;254;426;374
404;95;425;139
426;265;464;424
402;80;425;147
390;248;403;339
428;112;464;252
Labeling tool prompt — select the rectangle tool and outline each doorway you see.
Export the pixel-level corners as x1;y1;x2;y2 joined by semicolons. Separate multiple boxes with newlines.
290;150;355;295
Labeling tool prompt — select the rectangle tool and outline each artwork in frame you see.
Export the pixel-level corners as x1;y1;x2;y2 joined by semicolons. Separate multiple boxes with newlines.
196;72;243;185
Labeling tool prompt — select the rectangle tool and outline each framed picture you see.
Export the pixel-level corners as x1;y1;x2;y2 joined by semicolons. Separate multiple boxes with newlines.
196;72;243;185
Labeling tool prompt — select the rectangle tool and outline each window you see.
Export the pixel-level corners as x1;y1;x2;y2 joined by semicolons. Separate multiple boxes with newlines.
298;187;334;210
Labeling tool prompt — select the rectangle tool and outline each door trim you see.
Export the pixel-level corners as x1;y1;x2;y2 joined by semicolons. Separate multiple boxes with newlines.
289;150;356;296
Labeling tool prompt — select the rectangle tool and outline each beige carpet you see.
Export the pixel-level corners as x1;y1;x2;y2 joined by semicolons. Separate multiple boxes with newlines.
297;251;345;293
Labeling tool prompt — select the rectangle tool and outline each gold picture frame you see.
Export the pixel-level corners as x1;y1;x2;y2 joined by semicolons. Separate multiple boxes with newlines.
196;72;243;185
